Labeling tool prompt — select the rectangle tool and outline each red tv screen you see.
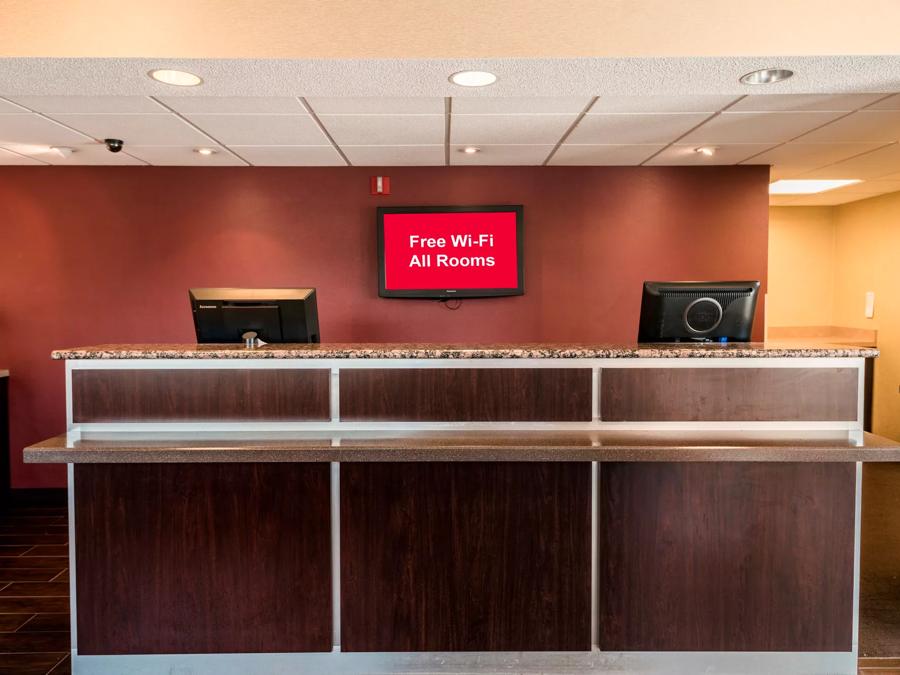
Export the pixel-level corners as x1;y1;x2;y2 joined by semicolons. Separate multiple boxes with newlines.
377;206;524;298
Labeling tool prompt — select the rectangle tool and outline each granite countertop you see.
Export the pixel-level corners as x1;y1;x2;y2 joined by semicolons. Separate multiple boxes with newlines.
50;342;879;360
25;430;900;463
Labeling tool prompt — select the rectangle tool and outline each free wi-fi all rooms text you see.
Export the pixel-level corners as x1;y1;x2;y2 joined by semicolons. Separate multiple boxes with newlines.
406;233;497;268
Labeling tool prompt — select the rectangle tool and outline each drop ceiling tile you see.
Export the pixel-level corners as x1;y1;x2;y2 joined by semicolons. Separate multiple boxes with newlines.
681;111;844;144
125;145;245;166
452;114;575;145
0;114;92;145
9;142;145;165
48;113;210;145
451;97;591;114
306;98;444;114
184;114;326;145
588;95;737;113
320;114;444;145
342;145;444;166
159;97;306;114
797;143;900;180
0;98;28;113
230;145;345;166
729;94;887;113
549;144;664;165
863;94;900;110
567;113;708;145
742;142;888;178
449;144;555;165
0;147;44;164
9;96;163;113
646;143;774;166
796;110;900;143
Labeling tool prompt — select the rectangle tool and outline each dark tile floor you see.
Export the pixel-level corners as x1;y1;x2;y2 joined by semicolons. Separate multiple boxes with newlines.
0;498;70;675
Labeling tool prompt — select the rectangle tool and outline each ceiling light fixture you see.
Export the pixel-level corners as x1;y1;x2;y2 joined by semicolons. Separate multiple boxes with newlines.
740;68;794;85
148;69;203;87
768;179;861;194
449;70;497;87
694;146;718;157
460;146;481;154
194;147;217;156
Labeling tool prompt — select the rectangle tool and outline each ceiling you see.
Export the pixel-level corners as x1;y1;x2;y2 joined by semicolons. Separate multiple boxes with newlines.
1;0;899;59
2;92;900;205
2;54;900;206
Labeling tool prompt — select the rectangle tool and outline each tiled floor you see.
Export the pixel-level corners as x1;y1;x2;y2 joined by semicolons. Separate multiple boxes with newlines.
0;499;70;675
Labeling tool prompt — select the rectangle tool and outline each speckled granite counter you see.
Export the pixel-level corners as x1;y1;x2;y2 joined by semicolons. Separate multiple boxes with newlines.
51;341;879;359
24;430;900;464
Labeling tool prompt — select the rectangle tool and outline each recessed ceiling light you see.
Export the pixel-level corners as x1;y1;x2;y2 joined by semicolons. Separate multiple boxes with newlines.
694;146;718;157
148;69;203;87
740;68;794;85
194;147;217;156
449;70;497;87
459;146;481;154
769;179;861;194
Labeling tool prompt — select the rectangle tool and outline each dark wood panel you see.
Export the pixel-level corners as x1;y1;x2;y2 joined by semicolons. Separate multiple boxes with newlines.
75;463;332;654
72;368;330;422
600;367;858;421
599;462;856;651
340;368;592;421
340;462;591;651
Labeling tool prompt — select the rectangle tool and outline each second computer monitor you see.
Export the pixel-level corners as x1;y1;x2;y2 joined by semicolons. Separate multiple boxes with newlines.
637;281;759;343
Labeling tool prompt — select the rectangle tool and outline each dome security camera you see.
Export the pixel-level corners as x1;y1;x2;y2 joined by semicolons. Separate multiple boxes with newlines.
104;138;124;153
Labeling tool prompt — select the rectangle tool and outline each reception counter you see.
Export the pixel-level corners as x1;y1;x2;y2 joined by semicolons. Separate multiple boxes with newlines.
26;342;897;675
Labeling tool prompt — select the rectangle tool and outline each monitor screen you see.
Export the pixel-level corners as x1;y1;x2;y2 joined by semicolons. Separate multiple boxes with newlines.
377;205;524;298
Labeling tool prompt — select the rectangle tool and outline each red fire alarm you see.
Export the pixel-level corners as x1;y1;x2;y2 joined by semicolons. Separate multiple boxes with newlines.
370;175;391;195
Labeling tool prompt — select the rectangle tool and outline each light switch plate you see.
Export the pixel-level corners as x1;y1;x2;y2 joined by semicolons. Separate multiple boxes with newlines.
865;291;875;319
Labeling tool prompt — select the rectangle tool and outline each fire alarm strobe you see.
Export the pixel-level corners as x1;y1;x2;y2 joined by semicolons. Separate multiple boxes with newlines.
370;176;391;195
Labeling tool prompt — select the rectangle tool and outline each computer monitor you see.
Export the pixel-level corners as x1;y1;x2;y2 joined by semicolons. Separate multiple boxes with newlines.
189;288;320;344
637;281;760;343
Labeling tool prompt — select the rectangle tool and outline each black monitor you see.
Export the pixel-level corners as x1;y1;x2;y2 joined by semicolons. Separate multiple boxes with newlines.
637;281;760;343
189;288;320;344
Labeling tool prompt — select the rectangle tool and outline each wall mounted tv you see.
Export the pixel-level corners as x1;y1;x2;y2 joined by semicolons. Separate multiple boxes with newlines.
377;205;524;299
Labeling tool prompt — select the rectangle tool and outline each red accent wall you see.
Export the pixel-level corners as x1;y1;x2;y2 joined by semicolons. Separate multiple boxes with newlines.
0;165;769;487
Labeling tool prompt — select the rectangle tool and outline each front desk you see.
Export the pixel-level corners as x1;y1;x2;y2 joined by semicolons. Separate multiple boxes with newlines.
26;342;900;675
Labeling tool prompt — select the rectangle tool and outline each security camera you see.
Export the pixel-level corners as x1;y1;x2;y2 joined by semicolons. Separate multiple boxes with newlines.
104;138;124;153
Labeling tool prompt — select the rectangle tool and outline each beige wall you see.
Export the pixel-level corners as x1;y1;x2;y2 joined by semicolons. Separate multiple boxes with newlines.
767;206;835;327
833;192;900;440
769;194;900;439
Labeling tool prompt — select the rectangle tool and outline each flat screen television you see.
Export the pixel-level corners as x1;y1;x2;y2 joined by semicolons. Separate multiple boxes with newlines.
377;205;524;299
